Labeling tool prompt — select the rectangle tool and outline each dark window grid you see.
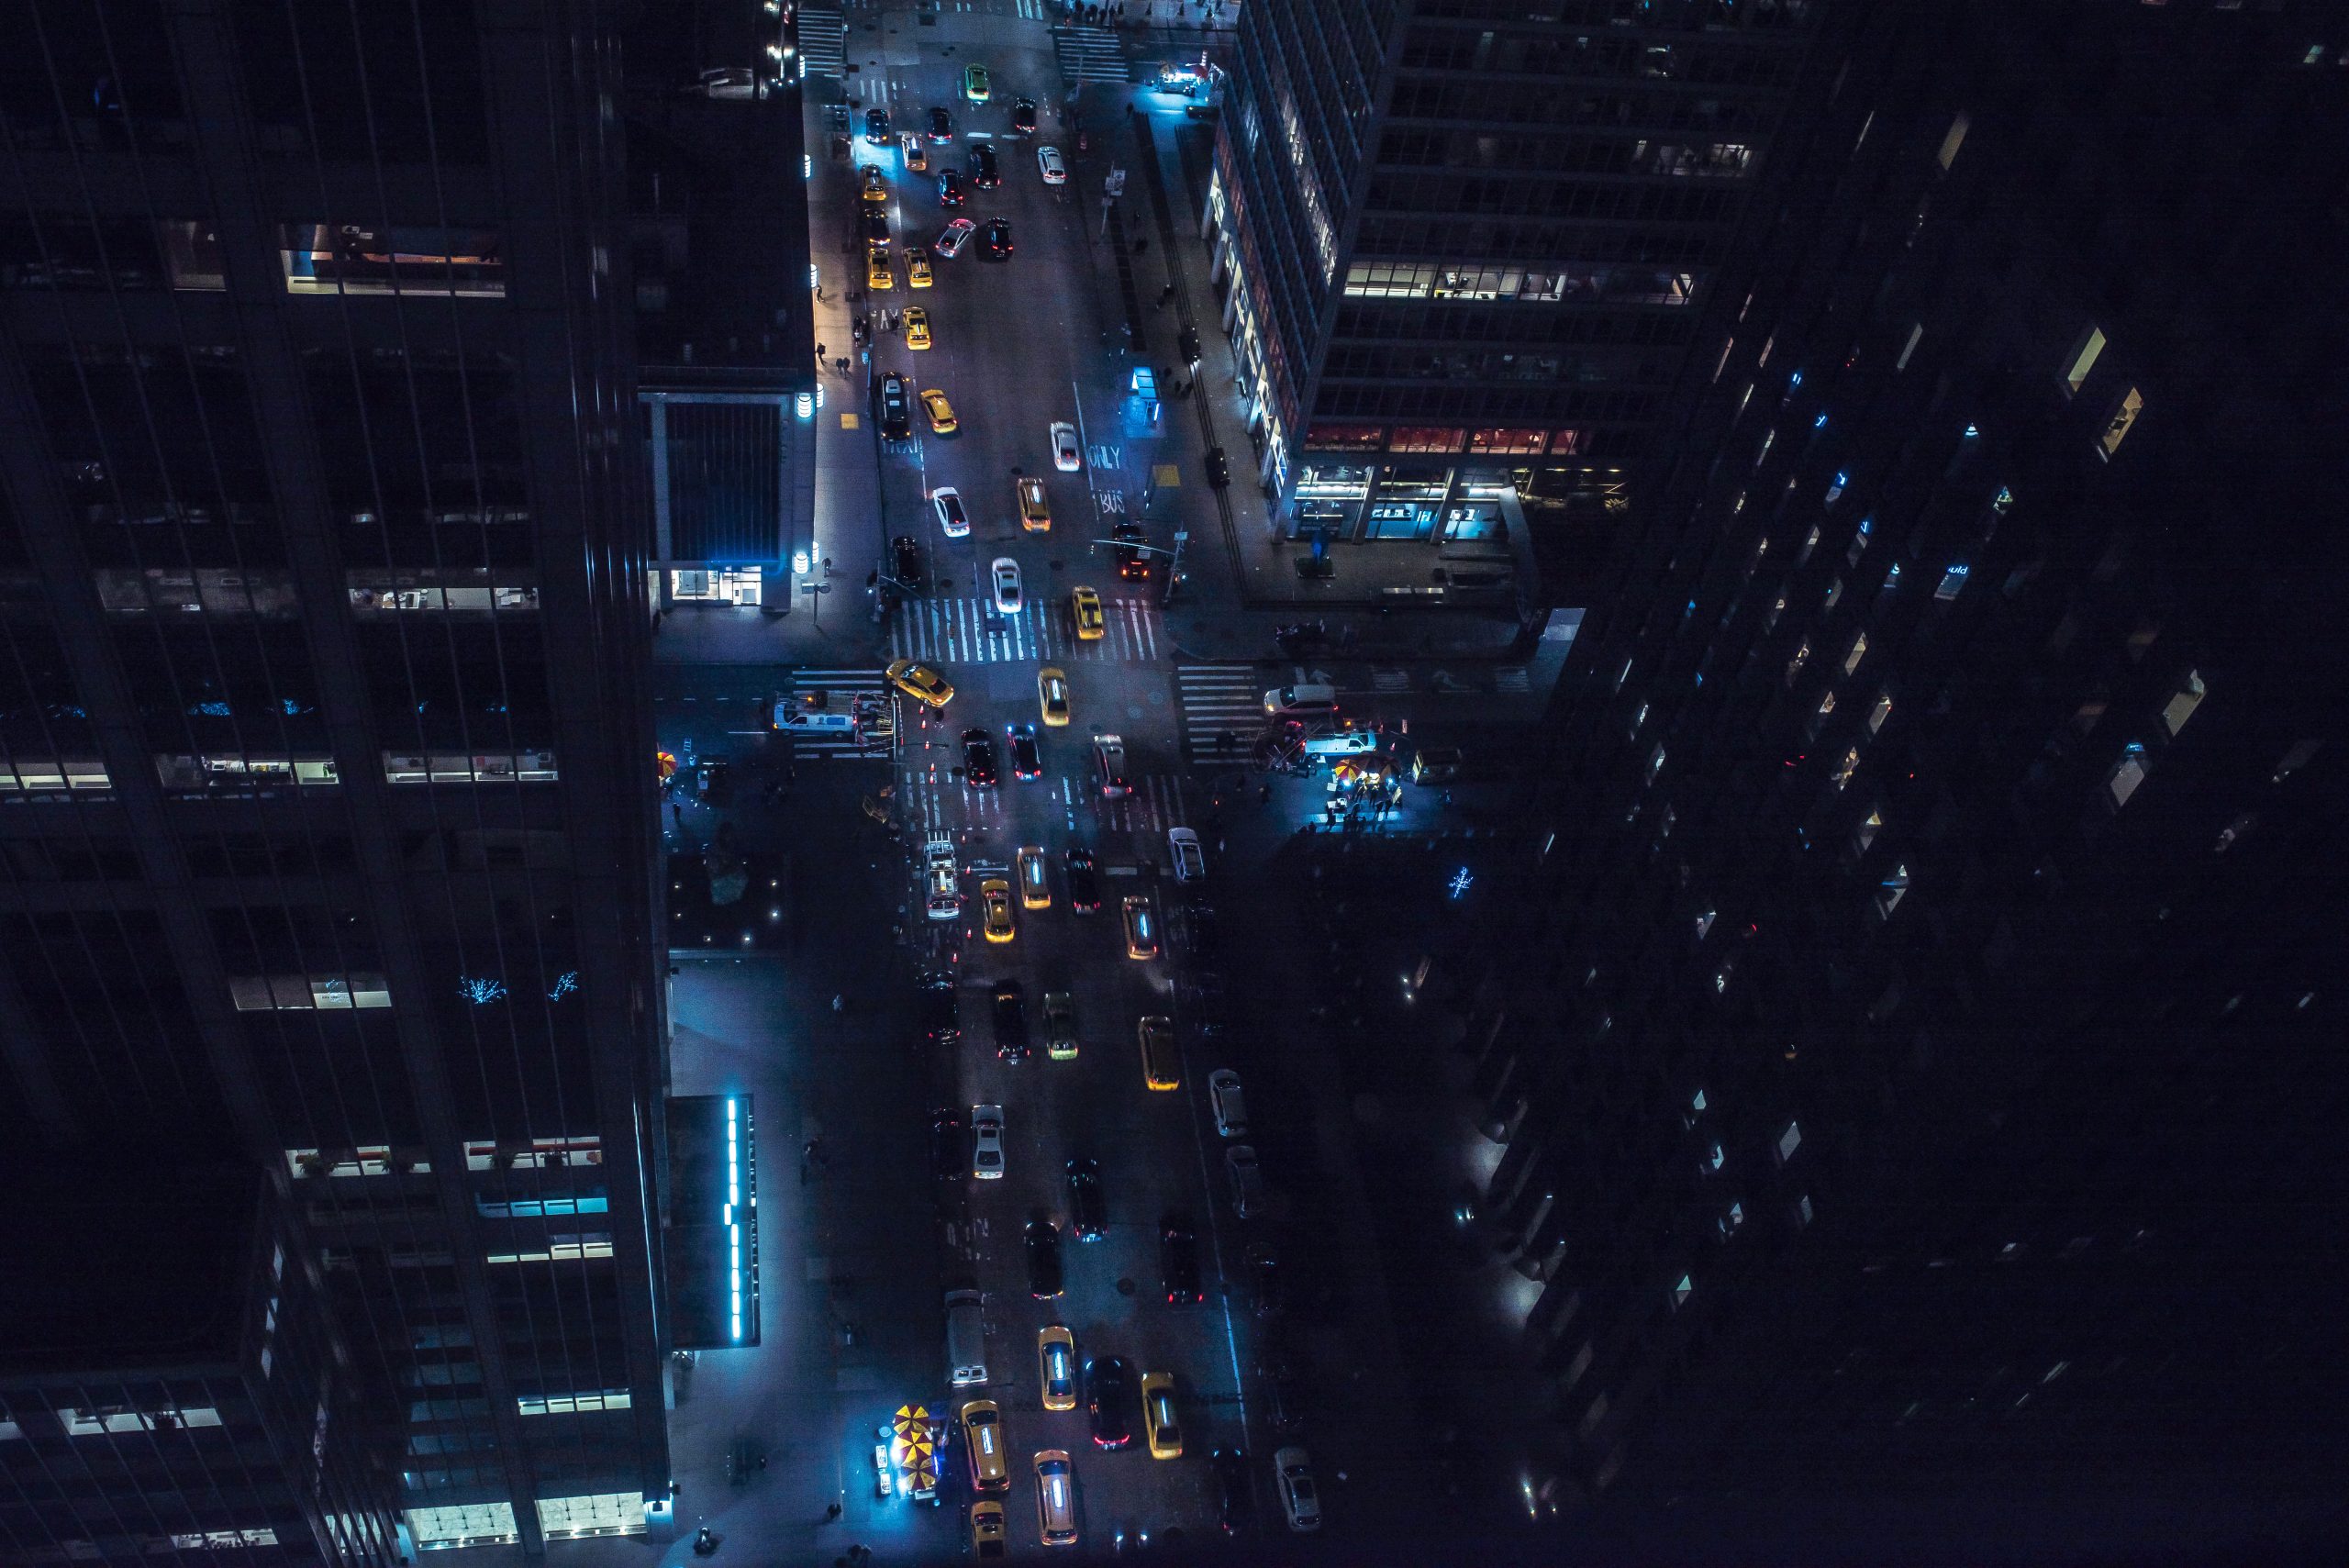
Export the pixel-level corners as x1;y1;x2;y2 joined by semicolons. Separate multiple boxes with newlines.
279;17;627;1458
0;910;212;1133
24;1372;276;1562
0;0;186;155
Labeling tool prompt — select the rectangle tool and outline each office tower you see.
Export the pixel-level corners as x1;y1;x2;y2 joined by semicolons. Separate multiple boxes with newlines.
1453;0;2347;1551
0;1165;400;1567
0;2;671;1555
1205;0;1829;570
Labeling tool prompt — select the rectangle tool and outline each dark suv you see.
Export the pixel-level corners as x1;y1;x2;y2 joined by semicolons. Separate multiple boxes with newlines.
1085;1356;1135;1449
970;142;1000;188
918;971;959;1043
1161;1217;1203;1304
993;978;1030;1062
879;373;912;439
1066;1157;1107;1240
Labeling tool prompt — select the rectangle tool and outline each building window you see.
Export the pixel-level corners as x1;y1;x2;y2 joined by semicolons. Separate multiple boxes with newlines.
2061;326;2107;395
518;1391;634;1416
278;225;505;296
1302;423;1386;451
1853;807;1883;855
1875;864;1909;919
1468;428;1548;456
1389;427;1466;454
1615;657;1634;693
2099;387;2143;458
1842;631;1869;675
1713;336;1735;382
1867;692;1893;735
1646;744;1666;784
2160;671;2206;737
1935;563;1970;601
1896;322;1924;372
1822;577;1843;611
1935;110;1971;171
1754;428;1775;467
1785;640;1810;686
1670;1274;1694;1310
2107;742;2149;808
1814;691;1838;723
1341;261;1436;298
1764;595;1787;633
1775;1121;1804;1163
232;974;393;1010
1831;748;1860;790
1695;908;1717;941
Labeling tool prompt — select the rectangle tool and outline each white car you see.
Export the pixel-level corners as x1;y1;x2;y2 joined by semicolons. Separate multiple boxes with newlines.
1208;1069;1247;1139
1037;144;1067;184
932;486;969;539
1226;1143;1264;1219
990;557;1023;615
1167;827;1206;884
925;835;961;922
936;217;976;259
972;1105;1005;1180
1050;421;1082;473
1275;1446;1320;1532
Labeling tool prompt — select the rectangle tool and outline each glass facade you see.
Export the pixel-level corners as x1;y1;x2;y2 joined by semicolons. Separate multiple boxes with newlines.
0;1;668;1556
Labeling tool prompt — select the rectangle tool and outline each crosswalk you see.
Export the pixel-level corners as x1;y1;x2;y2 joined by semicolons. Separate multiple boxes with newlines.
1174;663;1264;765
900;765;1191;837
797;6;848;78
1052;25;1132;85
780;668;893;759
889;595;1161;664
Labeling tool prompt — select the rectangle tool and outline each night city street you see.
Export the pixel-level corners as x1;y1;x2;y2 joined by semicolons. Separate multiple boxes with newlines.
5;3;2346;1568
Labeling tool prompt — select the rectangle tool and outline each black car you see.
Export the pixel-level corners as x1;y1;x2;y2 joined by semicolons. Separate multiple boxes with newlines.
860;206;891;246
1247;1243;1283;1318
1024;1218;1064;1299
879;373;912;439
864;106;892;143
1212;1448;1253;1534
1008;724;1042;781
1161;1217;1203;1305
981;216;1013;259
1182;900;1220;955
890;535;923;591
937;170;965;207
918;971;959;1043
969;142;1000;188
1085;1355;1135;1450
1259;1359;1305;1434
1111;522;1151;581
962;727;999;787
1205;445;1231;488
993;978;1030;1062
1010;95;1038;134
931;1108;965;1182
928;106;953;142
1064;847;1101;914
1066;1156;1106;1240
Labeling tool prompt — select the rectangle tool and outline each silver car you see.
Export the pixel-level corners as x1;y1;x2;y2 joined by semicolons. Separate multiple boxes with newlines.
1275;1446;1320;1531
971;1104;1005;1180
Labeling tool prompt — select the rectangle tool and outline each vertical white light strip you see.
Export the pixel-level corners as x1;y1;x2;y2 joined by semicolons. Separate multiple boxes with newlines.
726;1099;743;1341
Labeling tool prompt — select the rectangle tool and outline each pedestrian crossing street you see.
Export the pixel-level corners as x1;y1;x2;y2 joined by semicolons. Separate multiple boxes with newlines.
779;668;891;759
889;595;1161;664
1174;662;1264;764
902;764;1192;837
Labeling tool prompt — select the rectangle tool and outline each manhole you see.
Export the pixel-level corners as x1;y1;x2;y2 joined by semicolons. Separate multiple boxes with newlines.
1116;1277;1136;1296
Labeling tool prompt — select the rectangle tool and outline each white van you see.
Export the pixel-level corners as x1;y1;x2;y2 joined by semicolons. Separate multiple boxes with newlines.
945;1287;987;1387
1262;683;1339;718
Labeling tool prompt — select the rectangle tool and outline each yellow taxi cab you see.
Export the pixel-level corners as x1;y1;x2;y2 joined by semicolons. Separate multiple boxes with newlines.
866;245;893;290
1122;895;1159;960
908;248;933;288
970;1500;1007;1560
1017;845;1052;910
885;657;953;708
1037;1325;1077;1411
905;306;931;350
1036;666;1071;728
962;1399;1010;1493
1070;586;1105;641
901;133;928;172
981;879;1015;944
1017;475;1052;532
861;164;888;203
1139;1372;1183;1460
1034;1451;1077;1548
921;389;958;434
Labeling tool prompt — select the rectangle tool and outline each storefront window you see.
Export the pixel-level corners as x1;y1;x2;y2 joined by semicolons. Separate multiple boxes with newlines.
1365;503;1434;540
1295;463;1373;499
671;569;764;606
1469;428;1549;456
278;224;505;297
1390;427;1466;455
1552;428;1589;455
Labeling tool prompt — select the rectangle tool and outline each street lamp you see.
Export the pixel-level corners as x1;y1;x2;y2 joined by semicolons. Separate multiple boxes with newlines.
801;580;831;626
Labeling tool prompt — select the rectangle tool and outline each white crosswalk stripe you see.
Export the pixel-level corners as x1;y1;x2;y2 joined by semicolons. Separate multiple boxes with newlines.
1052;25;1132;85
1174;662;1264;765
779;668;892;758
797;6;848;77
888;595;1162;663
896;762;1188;838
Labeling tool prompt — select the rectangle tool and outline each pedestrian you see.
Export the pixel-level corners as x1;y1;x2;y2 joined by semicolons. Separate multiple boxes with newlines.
817;341;827;361
825;1502;842;1522
1160;283;1175;303
831;993;845;1013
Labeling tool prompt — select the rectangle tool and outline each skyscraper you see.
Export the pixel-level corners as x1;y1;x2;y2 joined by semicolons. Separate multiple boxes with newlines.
1;2;670;1554
1205;0;1828;570
1450;0;2347;1550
